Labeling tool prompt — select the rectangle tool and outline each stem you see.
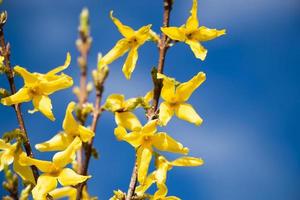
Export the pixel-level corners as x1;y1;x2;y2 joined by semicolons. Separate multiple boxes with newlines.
0;22;39;183
126;0;173;199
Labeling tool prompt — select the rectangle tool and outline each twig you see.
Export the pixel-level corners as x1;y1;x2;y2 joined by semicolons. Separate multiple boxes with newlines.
126;1;173;199
0;13;39;183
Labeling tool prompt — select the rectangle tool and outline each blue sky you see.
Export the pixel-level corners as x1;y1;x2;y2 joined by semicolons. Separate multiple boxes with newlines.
0;0;300;199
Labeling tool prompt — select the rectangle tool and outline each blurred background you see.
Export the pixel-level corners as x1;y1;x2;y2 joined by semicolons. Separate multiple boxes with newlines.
0;0;300;199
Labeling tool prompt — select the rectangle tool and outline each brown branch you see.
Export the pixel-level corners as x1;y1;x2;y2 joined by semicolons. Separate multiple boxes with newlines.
0;13;39;183
126;1;173;199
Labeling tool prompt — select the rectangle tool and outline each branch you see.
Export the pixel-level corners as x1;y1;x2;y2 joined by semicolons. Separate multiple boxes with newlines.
126;1;173;199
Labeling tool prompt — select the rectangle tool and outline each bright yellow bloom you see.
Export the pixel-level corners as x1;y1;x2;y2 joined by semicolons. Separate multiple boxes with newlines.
19;137;91;200
104;94;143;131
99;11;152;79
161;0;226;60
114;120;189;184
35;102;95;152
0;53;73;121
136;155;203;200
49;186;76;200
157;72;206;126
0;139;35;184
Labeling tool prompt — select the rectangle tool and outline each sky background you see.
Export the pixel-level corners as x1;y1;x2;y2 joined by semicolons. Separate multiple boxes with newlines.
1;0;300;199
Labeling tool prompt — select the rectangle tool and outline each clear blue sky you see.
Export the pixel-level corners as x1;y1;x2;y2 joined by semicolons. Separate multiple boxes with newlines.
1;0;300;199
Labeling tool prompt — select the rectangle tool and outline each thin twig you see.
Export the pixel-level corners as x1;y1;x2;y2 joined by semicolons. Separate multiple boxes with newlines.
126;1;173;199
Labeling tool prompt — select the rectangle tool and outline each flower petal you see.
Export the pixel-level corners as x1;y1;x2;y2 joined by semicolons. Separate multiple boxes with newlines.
14;66;37;85
185;39;207;61
137;145;153;184
62;102;80;134
52;137;82;168
122;47;138;80
1;88;32;106
18;152;54;173
110;11;135;38
41;75;73;95
35;132;73;152
161;27;186;41
114;126;142;148
193;26;226;42
104;94;125;112
153;183;168;199
32;174;57;200
175;72;206;102
185;0;199;30
152;132;189;154
158;102;174;126
99;38;130;67
142;120;158;135
57;168;90;186
32;95;55;121
49;186;77;200
157;73;177;103
115;111;142;131
0;139;11;150
46;52;71;75
175;103;203;126
13;159;35;184
170;157;204;167
135;173;155;196
78;125;95;142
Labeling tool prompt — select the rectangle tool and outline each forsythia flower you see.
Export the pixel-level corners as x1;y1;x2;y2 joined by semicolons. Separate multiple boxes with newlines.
161;0;226;60
157;72;206;126
19;137;91;200
49;186;76;200
136;155;203;200
0;139;35;184
104;94;144;131
99;11;152;79
114;120;189;184
35;102;95;152
0;53;73;121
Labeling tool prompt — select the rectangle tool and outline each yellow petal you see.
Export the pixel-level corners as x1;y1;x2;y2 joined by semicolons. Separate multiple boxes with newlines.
152;132;189;155
78;125;95;142
18;152;54;173
110;11;135;38
99;38;130;67
175;72;206;102
32;95;55;121
115;126;142;148
155;161;169;184
1;88;32;106
63;102;80;134
185;0;199;30
32;174;57;200
164;196;181;200
0;151;14;168
153;183;168;199
115;112;142;131
104;94;125;112
144;90;154;105
161;27;186;41
122;47;138;80
170;157;204;167
57;168;90;186
13;158;35;184
175;103;203;126
186;39;207;61
137;145;153;184
14;66;37;85
52;137;82;168
193;26;226;42
158;102;174;126
157;73;177;103
136;24;152;44
142;120;158;135
135;173;155;195
46;52;71;75
114;126;128;141
49;186;77;200
41;75;73;95
35;133;73;152
0;139;11;149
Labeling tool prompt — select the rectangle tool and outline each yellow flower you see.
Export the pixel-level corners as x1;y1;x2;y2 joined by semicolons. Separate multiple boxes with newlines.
104;94;143;131
99;11;152;79
0;139;35;184
0;53;73;121
50;185;91;200
114;120;189;184
161;0;226;60
157;72;206;126
35;102;95;152
19;137;91;200
136;155;203;200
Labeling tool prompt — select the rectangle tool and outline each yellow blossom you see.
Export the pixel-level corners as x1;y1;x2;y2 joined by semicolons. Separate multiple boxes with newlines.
114;120;189;184
0;139;35;184
0;53;73;121
157;72;205;126
49;186;76;200
19;137;91;200
136;155;203;200
99;11;152;79
161;0;226;60
35;102;95;152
